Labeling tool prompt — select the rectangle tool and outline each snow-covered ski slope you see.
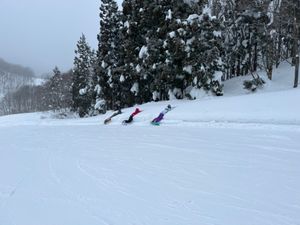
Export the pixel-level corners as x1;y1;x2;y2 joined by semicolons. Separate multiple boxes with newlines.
1;65;300;225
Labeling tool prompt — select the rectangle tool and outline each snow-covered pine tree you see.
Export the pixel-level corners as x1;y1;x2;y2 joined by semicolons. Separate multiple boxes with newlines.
96;0;122;110
272;0;299;61
120;0;147;106
218;0;270;79
162;22;187;100
122;0;179;102
153;0;196;100
185;12;224;97
134;0;166;104
72;34;95;117
48;67;64;111
270;0;300;86
94;0;228;107
155;0;223;99
141;1;169;102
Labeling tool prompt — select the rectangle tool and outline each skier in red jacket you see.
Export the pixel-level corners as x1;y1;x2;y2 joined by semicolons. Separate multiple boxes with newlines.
122;108;142;124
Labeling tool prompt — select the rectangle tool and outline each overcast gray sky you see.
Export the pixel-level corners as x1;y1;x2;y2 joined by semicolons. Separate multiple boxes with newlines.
0;0;122;75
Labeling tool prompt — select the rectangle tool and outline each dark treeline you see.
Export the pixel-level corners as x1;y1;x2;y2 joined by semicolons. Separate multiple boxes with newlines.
72;0;300;117
1;0;299;117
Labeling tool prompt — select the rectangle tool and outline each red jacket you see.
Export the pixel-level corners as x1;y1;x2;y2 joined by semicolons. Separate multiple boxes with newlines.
131;108;142;117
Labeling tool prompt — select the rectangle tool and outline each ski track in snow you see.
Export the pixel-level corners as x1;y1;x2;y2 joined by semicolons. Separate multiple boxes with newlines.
0;123;300;225
47;152;114;225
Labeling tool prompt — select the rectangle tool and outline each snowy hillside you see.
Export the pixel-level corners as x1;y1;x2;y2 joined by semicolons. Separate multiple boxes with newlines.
1;66;300;225
34;77;46;86
0;58;35;97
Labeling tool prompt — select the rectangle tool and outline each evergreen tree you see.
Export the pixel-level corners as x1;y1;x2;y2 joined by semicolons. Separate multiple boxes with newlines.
96;0;122;110
72;34;95;117
150;0;198;100
185;13;224;97
48;67;64;110
94;0;226;107
271;0;300;86
218;0;270;79
135;0;165;103
120;0;145;106
152;0;224;99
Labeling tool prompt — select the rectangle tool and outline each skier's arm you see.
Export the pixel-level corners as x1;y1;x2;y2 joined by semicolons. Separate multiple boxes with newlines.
164;106;175;114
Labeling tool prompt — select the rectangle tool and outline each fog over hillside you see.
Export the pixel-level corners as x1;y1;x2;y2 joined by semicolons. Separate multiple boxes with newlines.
0;57;35;97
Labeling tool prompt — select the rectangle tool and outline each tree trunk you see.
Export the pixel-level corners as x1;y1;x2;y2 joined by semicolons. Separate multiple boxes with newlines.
276;24;282;68
236;57;241;77
293;6;299;88
294;54;299;88
253;43;258;72
267;67;273;80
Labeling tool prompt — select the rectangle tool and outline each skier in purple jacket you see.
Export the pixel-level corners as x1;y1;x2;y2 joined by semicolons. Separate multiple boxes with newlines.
152;105;174;123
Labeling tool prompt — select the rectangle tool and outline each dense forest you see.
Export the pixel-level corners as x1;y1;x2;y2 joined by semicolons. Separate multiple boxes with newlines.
1;0;299;117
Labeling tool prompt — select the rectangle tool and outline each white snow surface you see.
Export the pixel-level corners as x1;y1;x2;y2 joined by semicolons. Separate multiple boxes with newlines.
79;87;87;96
165;9;172;20
34;77;46;86
183;65;192;74
1;64;300;225
138;46;148;59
